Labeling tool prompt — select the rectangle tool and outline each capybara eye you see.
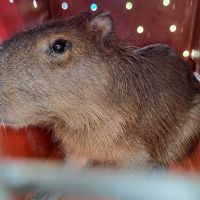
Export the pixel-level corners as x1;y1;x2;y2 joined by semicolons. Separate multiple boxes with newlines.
51;39;72;54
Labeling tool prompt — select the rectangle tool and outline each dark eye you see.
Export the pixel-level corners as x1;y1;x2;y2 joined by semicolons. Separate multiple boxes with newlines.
51;39;72;54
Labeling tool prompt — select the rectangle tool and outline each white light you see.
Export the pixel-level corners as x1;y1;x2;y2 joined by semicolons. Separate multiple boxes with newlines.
191;49;200;59
169;24;176;32
62;2;68;10
126;2;133;10
137;26;144;34
182;50;190;58
9;0;14;3
163;0;170;6
33;0;37;8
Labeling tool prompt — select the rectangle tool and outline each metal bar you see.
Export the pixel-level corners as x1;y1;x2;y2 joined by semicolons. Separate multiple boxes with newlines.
0;160;200;200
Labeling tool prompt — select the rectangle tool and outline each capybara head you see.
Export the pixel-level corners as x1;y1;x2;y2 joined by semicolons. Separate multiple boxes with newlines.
0;12;200;167
0;12;118;127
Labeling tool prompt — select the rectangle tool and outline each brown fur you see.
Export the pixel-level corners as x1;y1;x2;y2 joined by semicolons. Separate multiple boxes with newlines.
0;12;200;168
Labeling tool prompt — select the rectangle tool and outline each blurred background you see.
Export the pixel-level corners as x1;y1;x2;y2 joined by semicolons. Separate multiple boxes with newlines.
0;0;199;62
0;0;200;172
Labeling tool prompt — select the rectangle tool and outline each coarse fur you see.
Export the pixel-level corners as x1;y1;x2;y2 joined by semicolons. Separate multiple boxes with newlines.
0;12;200;168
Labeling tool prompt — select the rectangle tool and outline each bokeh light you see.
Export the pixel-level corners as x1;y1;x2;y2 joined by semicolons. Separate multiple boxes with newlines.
191;49;200;59
90;3;98;11
182;50;190;58
33;0;37;8
163;0;170;6
169;24;177;32
137;26;144;34
9;0;14;3
126;2;133;10
62;2;69;10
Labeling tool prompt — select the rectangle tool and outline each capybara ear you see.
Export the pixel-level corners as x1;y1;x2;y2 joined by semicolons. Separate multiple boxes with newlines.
87;12;115;39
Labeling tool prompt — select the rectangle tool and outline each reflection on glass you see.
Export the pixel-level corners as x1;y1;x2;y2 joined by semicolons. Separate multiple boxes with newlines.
62;2;69;10
183;50;190;58
90;3;98;11
163;0;170;6
137;26;144;34
180;27;184;33
169;25;176;32
33;0;37;8
172;3;176;10
126;2;133;10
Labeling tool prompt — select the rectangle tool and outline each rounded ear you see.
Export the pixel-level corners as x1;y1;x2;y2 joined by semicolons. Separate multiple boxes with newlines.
87;12;115;39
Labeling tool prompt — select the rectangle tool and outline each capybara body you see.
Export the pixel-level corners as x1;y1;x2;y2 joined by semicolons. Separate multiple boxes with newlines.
0;12;200;168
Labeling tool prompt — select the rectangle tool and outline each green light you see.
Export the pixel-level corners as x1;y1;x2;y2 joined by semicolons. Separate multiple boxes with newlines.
126;2;133;10
183;50;190;58
163;0;170;6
